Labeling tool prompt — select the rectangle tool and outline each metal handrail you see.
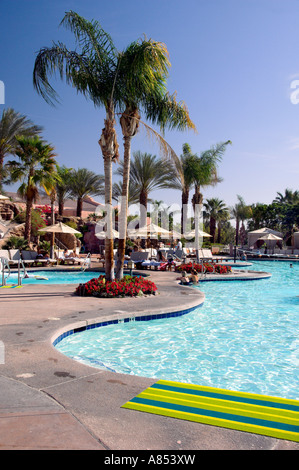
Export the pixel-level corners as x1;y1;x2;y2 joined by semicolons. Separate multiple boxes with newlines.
1;257;11;286
80;252;91;272
17;258;28;286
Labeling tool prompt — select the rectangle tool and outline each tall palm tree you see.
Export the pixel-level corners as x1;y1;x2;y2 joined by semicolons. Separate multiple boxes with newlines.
7;135;57;241
172;143;199;235
33;11;195;280
33;11;119;280
115;39;195;278
184;141;231;260
69;168;104;218
0;108;42;191
190;141;231;209
203;198;229;243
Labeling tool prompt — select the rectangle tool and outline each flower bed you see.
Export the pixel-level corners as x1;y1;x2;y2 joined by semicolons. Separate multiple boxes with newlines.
75;275;158;298
176;262;232;274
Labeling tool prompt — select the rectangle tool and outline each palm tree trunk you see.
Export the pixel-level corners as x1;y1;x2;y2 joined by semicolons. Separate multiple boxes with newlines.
139;190;148;227
76;197;83;218
235;218;240;246
116;108;140;279
192;184;203;262
58;199;64;216
115;135;131;279
99;102;119;281
210;216;216;243
181;189;189;236
24;197;33;242
103;155;114;280
50;191;56;258
0;153;4;192
217;222;222;244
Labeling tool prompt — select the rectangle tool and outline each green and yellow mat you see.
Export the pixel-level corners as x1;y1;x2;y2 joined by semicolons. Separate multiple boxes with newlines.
122;379;299;442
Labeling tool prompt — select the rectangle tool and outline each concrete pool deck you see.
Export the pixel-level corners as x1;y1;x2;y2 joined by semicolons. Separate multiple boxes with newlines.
0;268;298;450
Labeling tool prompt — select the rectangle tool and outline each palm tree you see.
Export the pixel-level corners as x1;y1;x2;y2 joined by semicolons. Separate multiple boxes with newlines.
230;195;251;246
33;11;120;280
274;189;299;205
33;11;195;280
184;141;231;260
7;135;57;241
69;168;104;218
115;39;195;278
55;165;73;216
116;151;178;228
112;180;140;206
172;143;199;235
190;141;231;209
0;108;42;191
203;198;229;243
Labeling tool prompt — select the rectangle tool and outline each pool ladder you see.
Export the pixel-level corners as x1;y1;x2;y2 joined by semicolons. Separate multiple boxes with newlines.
1;258;27;287
80;252;91;272
1;257;11;286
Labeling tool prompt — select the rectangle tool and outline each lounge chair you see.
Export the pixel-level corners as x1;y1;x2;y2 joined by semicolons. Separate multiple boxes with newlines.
0;249;10;262
21;250;57;266
57;251;76;265
200;249;229;262
8;249;28;267
130;251;150;263
57;251;90;267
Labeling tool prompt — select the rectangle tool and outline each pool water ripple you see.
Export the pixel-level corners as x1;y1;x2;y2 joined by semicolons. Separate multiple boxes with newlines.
56;261;299;400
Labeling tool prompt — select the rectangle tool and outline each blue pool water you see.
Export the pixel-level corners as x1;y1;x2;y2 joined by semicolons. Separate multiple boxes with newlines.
6;269;101;285
55;261;299;400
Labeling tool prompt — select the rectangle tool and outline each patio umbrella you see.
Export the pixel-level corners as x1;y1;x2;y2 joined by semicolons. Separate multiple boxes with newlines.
95;228;119;239
38;222;81;234
38;222;81;257
258;233;282;241
184;228;212;262
257;233;282;254
247;227;283;248
184;229;212;238
0;194;9;200
128;223;176;239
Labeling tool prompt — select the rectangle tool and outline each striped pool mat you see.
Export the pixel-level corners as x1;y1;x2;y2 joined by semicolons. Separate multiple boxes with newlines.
122;379;299;442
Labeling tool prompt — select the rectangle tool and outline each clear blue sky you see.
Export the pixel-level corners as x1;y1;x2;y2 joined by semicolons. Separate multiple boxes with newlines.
1;0;299;209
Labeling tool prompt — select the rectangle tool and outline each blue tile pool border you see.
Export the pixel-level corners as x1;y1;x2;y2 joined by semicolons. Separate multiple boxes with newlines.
52;303;203;348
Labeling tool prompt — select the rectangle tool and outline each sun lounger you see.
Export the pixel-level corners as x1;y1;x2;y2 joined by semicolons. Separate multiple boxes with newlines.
57;251;90;267
130;252;150;263
8;249;30;266
199;249;229;262
21;250;57;266
0;249;10;261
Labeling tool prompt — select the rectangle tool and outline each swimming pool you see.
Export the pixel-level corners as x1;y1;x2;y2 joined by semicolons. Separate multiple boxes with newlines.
6;269;102;285
55;261;299;400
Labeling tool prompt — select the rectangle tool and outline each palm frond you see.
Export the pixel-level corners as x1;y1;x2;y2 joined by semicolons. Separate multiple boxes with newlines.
61;11;117;64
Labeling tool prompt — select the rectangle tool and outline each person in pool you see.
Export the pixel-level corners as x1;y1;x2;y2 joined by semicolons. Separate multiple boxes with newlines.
179;271;190;285
189;269;199;283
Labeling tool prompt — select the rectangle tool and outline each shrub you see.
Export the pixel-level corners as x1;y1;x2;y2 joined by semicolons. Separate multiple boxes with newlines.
3;235;29;250
15;209;46;235
75;275;158;298
176;262;232;274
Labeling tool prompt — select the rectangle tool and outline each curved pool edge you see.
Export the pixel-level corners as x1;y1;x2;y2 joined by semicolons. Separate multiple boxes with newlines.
51;269;271;349
51;281;205;349
202;269;272;281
